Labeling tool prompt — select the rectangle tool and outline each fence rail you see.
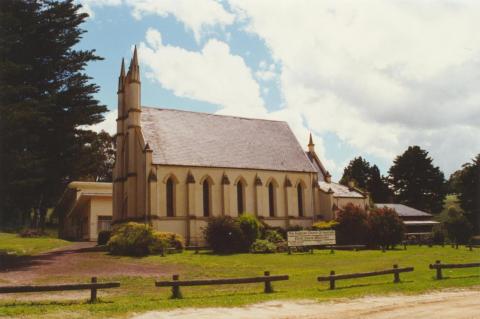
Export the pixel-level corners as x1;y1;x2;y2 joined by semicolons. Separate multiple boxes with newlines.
429;260;480;279
155;271;289;298
317;264;414;290
0;277;120;302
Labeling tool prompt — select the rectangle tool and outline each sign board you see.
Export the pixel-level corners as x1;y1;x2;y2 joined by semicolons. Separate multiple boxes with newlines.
287;230;336;247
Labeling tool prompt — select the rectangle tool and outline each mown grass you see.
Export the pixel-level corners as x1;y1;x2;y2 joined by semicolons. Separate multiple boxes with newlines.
0;246;479;318
0;232;70;256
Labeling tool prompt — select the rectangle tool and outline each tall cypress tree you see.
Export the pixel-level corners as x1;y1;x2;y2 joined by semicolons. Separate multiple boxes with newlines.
0;0;106;227
388;146;446;214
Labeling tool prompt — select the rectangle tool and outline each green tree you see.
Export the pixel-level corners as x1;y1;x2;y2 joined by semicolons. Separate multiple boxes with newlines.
367;165;392;203
340;157;371;189
456;154;480;233
368;206;405;249
0;0;106;228
388;146;446;214
74;130;115;182
443;207;473;245
334;203;369;245
340;157;391;203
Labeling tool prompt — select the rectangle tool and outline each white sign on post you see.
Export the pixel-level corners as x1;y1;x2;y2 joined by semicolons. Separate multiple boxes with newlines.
287;230;336;247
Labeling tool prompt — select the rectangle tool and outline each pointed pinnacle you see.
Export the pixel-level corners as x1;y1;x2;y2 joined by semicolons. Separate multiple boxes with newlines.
120;58;125;77
308;132;314;145
132;45;138;67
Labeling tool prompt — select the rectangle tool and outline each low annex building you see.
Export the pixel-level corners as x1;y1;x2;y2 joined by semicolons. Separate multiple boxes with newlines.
376;203;440;236
56;182;112;241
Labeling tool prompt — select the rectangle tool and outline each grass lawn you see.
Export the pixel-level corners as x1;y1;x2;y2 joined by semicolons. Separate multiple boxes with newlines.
0;232;71;256
0;246;479;318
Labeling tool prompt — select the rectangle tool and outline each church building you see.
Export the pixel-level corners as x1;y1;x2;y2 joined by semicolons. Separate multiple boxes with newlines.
111;48;368;245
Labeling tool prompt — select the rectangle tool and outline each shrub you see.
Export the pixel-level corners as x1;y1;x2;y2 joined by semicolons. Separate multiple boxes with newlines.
152;231;184;251
312;220;338;230
250;239;276;253
237;214;263;250
204;216;244;254
97;230;111;245
108;222;154;256
149;232;170;254
368;207;405;249
444;207;473;244
335;203;369;245
263;229;284;243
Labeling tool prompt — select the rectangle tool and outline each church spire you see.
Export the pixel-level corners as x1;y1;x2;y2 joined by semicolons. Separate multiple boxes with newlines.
308;132;315;152
117;58;125;93
128;45;140;83
131;45;138;67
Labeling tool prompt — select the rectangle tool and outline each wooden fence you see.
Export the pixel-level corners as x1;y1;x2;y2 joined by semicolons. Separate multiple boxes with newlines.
0;277;120;303
155;271;289;298
429;260;480;280
317;264;414;290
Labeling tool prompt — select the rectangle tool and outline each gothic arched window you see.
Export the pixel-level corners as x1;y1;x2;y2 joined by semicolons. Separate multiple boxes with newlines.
297;184;304;217
202;179;211;217
268;182;275;217
166;177;175;217
237;181;245;215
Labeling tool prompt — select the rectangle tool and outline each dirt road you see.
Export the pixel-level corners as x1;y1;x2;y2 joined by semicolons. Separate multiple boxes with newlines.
133;289;480;319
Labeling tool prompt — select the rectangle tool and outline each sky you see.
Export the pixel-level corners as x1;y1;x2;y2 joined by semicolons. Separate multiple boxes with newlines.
77;0;480;181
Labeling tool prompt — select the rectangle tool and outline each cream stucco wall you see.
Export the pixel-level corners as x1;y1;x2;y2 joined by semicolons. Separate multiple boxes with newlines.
146;165;316;245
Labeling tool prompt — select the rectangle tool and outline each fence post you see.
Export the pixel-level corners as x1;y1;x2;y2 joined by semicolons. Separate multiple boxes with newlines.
393;264;400;283
435;260;443;280
171;274;182;299
329;271;336;290
264;271;273;293
90;277;97;303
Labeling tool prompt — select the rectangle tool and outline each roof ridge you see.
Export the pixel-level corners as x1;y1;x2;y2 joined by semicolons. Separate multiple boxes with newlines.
142;106;287;123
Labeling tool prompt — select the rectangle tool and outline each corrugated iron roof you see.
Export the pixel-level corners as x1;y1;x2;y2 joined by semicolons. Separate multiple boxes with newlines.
376;203;433;217
318;181;366;198
141;107;316;172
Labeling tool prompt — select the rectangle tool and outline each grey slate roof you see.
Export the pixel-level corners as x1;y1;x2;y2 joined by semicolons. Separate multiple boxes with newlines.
141;107;316;172
375;203;432;217
318;181;366;198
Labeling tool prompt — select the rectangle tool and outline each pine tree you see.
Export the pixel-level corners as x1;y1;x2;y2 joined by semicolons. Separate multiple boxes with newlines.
0;0;107;227
340;157;371;189
388;146;446;214
340;157;391;203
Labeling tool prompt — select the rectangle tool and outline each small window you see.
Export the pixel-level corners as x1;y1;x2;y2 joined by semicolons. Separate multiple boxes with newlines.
166;177;174;217
202;179;211;217
237;181;245;215
297;184;304;217
268;182;275;217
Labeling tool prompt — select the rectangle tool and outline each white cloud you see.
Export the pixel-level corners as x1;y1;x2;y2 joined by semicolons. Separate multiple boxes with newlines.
77;0;122;18
137;28;336;170
84;110;117;135
228;0;480;175
126;0;235;42
139;28;266;117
